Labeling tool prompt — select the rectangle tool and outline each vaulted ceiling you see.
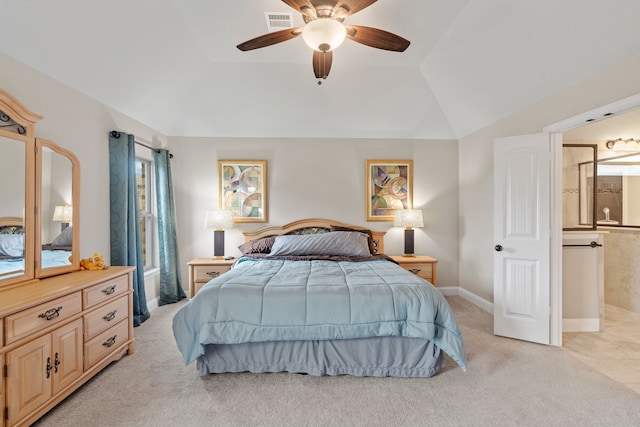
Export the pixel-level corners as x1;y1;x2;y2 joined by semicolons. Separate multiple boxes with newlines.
1;0;639;140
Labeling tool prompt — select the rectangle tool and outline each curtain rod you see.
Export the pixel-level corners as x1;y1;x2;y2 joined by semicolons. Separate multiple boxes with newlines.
135;140;173;159
110;130;173;158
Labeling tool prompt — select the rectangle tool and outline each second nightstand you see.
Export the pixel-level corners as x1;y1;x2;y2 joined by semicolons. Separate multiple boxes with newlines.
188;258;235;298
390;255;438;286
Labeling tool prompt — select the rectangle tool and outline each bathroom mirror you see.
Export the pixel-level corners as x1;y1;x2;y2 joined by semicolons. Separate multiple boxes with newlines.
595;152;640;227
35;138;80;278
563;144;597;230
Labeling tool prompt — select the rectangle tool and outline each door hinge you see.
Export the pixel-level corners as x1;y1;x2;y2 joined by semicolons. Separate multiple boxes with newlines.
4;364;7;378
5;406;8;420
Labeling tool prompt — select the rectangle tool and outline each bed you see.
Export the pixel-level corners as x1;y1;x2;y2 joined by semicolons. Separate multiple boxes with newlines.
173;219;467;378
0;216;71;279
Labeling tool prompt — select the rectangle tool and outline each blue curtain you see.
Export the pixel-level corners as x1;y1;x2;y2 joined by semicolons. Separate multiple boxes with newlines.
154;149;186;305
109;131;150;326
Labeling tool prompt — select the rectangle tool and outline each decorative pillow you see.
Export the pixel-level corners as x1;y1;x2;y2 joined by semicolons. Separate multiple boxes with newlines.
0;233;24;257
330;225;376;255
52;226;73;247
269;231;371;257
238;236;276;255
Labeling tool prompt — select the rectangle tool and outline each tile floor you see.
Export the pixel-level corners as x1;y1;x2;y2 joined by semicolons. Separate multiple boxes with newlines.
563;304;640;394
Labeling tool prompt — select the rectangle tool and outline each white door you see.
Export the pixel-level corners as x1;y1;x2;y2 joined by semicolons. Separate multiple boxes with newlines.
494;133;550;344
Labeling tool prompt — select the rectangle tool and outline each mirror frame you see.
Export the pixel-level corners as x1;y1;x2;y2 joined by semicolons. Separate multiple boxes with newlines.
0;89;41;288
35;138;80;278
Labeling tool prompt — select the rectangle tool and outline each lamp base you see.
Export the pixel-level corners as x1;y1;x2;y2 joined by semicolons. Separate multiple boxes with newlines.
404;228;415;256
213;229;225;258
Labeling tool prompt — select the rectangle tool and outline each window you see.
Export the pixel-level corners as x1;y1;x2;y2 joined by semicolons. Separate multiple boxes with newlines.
136;157;156;270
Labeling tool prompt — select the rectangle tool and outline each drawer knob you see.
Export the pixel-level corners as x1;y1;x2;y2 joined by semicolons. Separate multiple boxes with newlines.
102;335;117;348
103;310;117;322
408;268;421;275
101;285;117;295
38;306;63;321
206;271;220;278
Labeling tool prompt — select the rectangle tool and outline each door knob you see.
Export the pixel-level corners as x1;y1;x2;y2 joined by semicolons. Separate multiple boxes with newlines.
494;245;503;252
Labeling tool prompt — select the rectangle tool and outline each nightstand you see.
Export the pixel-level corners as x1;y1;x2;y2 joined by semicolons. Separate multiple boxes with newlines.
188;258;235;298
390;255;438;286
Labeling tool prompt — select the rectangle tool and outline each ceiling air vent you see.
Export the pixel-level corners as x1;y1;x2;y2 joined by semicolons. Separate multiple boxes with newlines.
264;12;294;33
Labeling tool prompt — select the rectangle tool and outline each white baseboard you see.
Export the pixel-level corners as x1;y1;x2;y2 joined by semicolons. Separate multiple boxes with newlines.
562;318;599;332
438;286;494;314
147;297;159;312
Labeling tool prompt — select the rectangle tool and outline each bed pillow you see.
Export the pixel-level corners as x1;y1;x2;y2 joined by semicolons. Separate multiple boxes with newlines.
0;233;24;257
52;226;73;247
330;225;376;255
238;236;276;255
269;231;371;257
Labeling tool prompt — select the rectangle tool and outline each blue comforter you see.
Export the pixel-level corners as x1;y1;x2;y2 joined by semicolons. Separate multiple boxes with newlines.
172;257;467;371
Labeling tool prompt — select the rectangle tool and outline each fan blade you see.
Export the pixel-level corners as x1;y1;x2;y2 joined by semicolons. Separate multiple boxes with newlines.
313;50;333;79
281;0;317;19
334;0;377;17
345;25;410;52
237;28;302;51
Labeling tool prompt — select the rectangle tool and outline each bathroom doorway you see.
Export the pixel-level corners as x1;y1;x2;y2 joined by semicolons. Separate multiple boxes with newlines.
559;107;640;394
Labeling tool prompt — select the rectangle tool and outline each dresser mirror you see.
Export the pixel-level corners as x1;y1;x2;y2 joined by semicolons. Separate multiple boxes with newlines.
35;138;80;278
0;88;80;288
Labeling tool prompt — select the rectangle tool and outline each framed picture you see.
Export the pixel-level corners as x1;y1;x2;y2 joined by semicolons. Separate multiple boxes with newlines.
365;159;413;221
218;160;267;223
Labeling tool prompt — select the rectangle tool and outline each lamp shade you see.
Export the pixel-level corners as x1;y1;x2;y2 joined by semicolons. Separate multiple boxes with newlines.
205;209;234;230
394;209;424;229
302;18;346;52
52;205;73;222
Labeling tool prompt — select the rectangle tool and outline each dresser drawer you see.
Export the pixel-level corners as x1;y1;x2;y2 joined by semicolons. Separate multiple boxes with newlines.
83;274;129;308
4;292;82;345
84;295;129;341
84;319;129;370
192;264;231;282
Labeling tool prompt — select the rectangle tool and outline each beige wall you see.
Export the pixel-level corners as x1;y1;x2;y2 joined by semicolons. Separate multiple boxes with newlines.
603;228;640;313
168;137;460;287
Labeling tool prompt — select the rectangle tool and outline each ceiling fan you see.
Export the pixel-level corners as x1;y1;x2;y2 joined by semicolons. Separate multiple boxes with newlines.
237;0;410;82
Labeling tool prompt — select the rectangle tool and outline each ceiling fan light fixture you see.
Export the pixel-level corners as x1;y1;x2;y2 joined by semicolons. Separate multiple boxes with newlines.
302;18;346;52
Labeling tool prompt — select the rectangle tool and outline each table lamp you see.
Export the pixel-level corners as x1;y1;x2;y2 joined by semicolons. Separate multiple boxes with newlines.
205;209;234;259
394;209;424;257
52;205;73;231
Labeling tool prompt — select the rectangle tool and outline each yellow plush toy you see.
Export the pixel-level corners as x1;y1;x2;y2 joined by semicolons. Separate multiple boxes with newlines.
79;253;108;270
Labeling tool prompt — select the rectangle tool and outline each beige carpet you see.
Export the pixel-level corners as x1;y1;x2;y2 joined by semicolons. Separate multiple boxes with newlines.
33;297;640;427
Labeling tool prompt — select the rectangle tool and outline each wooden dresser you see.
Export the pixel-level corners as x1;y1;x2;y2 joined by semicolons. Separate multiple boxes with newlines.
0;267;135;427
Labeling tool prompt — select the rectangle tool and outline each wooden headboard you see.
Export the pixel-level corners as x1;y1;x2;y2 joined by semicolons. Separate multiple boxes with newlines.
243;218;386;254
0;216;24;234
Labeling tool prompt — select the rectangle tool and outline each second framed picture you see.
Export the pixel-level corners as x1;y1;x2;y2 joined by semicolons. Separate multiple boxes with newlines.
218;160;267;223
365;159;413;221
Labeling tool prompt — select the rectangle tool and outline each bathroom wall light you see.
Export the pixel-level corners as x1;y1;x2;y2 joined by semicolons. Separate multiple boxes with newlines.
605;138;640;151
